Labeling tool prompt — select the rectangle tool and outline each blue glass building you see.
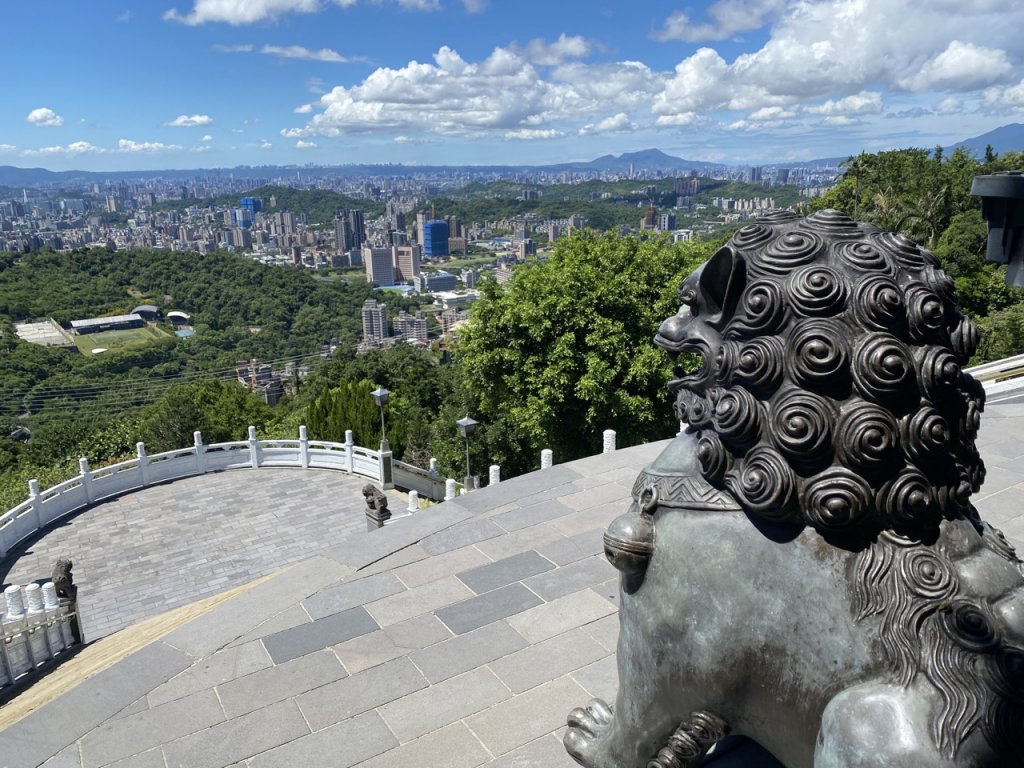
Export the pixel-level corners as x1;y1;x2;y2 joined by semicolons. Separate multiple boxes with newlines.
423;219;449;259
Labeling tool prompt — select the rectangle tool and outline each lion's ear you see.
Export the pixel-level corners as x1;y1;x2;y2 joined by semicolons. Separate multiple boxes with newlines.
699;244;746;328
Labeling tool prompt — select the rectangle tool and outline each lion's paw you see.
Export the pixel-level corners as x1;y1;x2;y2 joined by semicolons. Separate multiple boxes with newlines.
564;698;614;767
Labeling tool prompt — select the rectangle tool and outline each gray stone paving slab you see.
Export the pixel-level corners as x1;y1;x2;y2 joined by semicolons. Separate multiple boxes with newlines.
548;502;624;539
352;722;490;768
457;550;555;594
80;689;225;768
489;627;608;694
421;518;506;555
523;555;613;601
557;481;633;512
435;582;545;635
352;542;428;577
332;613;452;674
582;612;620;653
162;699;309;768
392;544;492;589
295;656;427;731
39;744;82;768
1;470;372;639
592;579;620;606
377;666;511;743
162;556;352;658
107;696;149;723
507;588;616;644
216;648;346;719
490;499;574;533
322;505;473;569
262;605;379;664
572;654;619;702
450;464;583;514
535;528;604;566
484;733;579;768
248;710;396;768
409;619;528;684
226;602;311;648
0;641;191;768
473;520;570;561
466;676;589;757
147;640;273;708
364;574;474;627
303;572;406;620
105;750;165;768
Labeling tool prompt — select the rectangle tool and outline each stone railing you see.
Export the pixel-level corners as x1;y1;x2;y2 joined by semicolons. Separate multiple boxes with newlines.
0;426;624;559
0;426;383;560
0;581;79;691
965;353;1024;397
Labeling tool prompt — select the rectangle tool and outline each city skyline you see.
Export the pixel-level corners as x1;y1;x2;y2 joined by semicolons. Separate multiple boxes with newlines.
4;0;1024;172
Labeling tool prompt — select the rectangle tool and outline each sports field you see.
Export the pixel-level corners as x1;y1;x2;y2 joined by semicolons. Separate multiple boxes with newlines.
73;324;172;354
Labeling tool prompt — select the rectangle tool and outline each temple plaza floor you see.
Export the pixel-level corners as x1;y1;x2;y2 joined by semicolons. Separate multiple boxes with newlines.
1;402;1023;768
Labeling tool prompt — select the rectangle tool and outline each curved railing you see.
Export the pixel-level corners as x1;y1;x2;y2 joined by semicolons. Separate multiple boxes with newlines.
0;426;382;559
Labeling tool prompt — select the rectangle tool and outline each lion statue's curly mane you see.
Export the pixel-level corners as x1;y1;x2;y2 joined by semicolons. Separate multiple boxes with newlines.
656;209;986;543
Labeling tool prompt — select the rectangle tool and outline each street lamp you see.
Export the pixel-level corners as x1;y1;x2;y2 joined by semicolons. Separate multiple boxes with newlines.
371;387;390;449
456;416;478;490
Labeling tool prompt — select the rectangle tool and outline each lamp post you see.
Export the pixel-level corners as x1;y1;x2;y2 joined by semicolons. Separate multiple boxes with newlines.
371;387;390;450
456;416;478;491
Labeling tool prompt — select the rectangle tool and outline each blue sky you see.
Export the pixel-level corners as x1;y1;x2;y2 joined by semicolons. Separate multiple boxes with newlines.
3;0;1024;171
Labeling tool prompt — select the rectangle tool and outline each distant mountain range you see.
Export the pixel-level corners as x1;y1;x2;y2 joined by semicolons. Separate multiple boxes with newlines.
2;125;1022;187
952;123;1024;158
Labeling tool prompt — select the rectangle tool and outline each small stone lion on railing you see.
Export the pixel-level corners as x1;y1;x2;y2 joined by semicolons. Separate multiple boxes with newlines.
565;211;1023;767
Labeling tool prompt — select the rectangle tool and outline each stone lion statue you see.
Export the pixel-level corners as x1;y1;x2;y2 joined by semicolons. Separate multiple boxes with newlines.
564;211;1024;767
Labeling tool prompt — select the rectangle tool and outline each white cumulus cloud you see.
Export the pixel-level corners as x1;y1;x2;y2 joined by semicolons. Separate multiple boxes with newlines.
22;141;103;156
260;139;273;149
505;128;564;140
653;0;785;43
579;113;638;136
26;108;64;127
165;0;441;25
0;144;16;152
261;45;347;63
294;104;314;114
518;34;591;67
201;134;213;141
118;139;183;153
806;91;884;116
165;114;213;127
295;140;317;148
899;40;1013;91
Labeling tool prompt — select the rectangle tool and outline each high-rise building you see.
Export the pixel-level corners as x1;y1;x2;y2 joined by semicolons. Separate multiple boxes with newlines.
363;246;394;286
416;212;427;245
657;213;677;232
393;244;422;283
334;209;366;252
361;299;388;343
393;311;428;342
423;220;450;259
240;196;262;221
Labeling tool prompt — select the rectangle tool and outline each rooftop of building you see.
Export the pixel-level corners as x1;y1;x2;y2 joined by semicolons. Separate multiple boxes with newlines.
2;401;1024;768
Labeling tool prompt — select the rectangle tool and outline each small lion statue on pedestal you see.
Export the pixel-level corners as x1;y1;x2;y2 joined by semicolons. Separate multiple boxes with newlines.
565;211;1023;767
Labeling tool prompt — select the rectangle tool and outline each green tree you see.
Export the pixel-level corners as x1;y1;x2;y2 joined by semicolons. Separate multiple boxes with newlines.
452;231;713;476
139;379;272;452
305;379;379;447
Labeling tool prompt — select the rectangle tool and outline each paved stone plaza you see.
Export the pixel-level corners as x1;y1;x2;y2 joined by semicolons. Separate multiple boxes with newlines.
1;470;376;639
1;402;1023;768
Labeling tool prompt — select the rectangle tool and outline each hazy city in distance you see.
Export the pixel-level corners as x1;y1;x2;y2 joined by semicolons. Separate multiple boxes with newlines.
3;0;1024;175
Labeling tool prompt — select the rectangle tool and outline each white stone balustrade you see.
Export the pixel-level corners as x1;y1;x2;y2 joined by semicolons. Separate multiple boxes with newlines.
541;449;554;469
0;580;78;689
603;429;617;453
0;426;384;560
489;465;501;485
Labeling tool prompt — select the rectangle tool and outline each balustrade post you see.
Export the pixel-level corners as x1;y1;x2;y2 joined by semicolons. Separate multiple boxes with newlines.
407;490;419;514
299;425;310;469
248;426;260;469
603;429;617;453
42;582;64;653
541;449;553;469
379;439;394;490
429;458;439;475
79;458;95;505
28;479;42;530
444;478;457;502
489;465;501;485
194;430;207;474
4;585;29;677
344;430;355;473
24;584;49;662
136;442;149;487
